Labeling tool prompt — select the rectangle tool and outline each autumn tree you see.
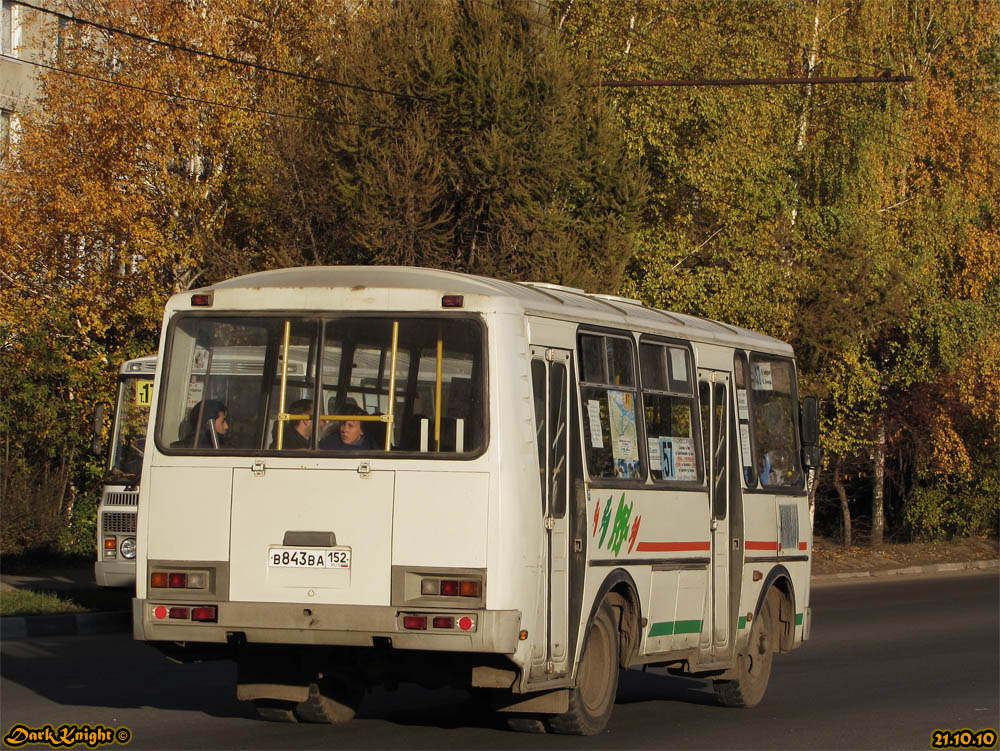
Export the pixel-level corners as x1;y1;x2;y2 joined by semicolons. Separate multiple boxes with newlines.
0;0;335;552
556;0;999;544
249;0;647;291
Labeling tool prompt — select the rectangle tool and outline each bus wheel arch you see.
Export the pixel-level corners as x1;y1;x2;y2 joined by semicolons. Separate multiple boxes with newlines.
757;566;797;653
587;569;642;669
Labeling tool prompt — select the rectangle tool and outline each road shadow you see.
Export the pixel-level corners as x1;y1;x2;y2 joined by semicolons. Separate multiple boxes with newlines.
2;635;718;730
1;635;255;720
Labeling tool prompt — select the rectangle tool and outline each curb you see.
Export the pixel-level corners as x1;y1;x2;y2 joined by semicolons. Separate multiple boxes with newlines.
1;610;131;640
811;558;999;584
2;560;997;640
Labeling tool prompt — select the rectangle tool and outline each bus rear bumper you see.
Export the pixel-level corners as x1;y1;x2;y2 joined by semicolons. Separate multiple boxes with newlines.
95;561;136;588
133;598;521;654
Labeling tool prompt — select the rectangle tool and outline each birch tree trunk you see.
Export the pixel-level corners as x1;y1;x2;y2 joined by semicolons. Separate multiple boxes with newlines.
871;419;886;545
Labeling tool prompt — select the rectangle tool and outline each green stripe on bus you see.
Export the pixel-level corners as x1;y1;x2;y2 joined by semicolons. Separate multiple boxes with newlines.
738;615;747;630
795;612;803;626
648;620;703;637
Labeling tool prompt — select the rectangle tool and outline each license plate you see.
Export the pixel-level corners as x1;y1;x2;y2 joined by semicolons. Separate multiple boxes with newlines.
267;547;351;569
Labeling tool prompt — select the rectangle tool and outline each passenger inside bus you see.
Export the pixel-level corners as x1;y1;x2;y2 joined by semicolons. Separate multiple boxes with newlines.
172;399;229;449
272;398;312;450
319;404;370;450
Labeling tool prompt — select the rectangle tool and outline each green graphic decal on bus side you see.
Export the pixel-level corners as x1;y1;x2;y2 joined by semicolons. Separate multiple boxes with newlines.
597;496;614;547
594;493;634;556
738;615;747;630
648;620;703;637
608;495;634;556
795;612;803;626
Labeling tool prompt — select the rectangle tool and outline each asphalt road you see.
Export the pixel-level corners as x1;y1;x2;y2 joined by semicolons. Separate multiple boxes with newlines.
2;571;997;750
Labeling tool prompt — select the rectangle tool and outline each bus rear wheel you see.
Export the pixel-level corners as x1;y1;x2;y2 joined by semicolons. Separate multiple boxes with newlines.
294;674;363;724
714;589;778;708
547;599;619;735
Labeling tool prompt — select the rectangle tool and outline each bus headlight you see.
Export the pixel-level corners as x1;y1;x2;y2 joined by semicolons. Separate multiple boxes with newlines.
120;537;137;559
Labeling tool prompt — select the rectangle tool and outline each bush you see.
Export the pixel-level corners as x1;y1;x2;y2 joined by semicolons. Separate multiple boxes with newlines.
905;478;1000;541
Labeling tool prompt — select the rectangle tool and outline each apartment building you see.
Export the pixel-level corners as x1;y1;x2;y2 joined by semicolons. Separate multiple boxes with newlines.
1;0;55;164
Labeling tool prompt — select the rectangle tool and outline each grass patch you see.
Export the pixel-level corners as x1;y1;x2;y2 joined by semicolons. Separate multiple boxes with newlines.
1;589;87;617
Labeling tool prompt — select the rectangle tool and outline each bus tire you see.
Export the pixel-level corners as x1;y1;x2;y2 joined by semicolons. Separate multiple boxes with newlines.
294;676;363;724
253;699;298;722
713;589;778;708
547;599;619;735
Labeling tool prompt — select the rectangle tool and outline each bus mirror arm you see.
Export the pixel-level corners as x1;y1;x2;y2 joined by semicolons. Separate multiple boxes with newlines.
92;402;107;457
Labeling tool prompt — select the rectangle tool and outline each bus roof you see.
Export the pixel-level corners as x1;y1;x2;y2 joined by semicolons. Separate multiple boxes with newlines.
118;355;158;376
177;266;792;355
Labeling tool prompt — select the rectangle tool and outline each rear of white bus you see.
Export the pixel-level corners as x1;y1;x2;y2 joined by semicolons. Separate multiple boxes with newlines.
133;286;533;719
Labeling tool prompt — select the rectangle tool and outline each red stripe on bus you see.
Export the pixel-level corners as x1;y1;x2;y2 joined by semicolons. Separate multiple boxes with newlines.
635;541;711;552
799;542;808;550
745;541;778;550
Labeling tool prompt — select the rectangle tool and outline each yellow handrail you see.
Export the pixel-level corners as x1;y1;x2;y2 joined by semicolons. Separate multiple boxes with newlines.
276;320;291;450
434;333;443;451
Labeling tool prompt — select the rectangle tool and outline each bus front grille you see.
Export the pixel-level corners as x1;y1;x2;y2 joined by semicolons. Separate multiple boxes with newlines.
104;491;139;507
103;512;137;534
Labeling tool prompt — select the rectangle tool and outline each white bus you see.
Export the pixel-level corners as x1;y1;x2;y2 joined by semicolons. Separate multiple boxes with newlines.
94;355;157;587
133;267;819;734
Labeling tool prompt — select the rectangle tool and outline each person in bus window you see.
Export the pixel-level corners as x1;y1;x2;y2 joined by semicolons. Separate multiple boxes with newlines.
173;399;228;448
276;399;312;450
319;404;370;450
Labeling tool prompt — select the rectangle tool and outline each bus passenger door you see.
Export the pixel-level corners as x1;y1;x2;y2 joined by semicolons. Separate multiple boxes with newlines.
530;347;572;677
698;370;731;660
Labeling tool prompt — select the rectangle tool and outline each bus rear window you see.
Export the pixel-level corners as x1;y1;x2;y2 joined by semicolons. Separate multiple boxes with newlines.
157;315;486;456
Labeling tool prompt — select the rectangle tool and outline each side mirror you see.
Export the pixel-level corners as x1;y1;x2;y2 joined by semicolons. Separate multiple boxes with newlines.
800;396;819;446
92;402;107;457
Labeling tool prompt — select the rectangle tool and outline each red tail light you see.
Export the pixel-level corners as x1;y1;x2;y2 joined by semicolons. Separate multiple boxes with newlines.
168;573;187;588
191;606;217;622
168;607;190;619
403;615;427;630
432;616;454;629
440;580;459;596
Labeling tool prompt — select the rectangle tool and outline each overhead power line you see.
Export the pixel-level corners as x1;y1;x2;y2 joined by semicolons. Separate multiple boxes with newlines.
9;54;402;129
599;74;915;88
12;0;428;102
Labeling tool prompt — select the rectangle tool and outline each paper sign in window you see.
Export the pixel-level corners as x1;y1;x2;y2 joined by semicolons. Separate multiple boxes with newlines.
587;400;604;448
670;348;688;383
740;424;753;468
737;389;750;421
607;391;637;461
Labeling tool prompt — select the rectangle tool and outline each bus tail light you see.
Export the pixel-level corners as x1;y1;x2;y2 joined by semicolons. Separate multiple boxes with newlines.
418;576;481;598
168;607;190;619
432;616;454;629
191;606;217;622
403;615;427;630
150;570;208;589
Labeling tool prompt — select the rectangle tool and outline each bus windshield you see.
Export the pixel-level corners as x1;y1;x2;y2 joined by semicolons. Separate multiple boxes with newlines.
156;315;487;455
107;375;154;482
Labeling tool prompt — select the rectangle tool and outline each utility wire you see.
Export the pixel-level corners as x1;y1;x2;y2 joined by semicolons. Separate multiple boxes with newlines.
6;54;403;129
12;0;430;102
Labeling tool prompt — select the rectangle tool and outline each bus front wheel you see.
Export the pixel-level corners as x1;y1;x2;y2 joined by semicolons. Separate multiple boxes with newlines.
713;589;778;708
547;599;619;735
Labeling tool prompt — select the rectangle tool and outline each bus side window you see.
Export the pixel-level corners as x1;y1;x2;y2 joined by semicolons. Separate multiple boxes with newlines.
578;332;641;480
640;341;699;483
